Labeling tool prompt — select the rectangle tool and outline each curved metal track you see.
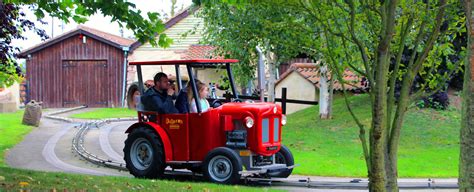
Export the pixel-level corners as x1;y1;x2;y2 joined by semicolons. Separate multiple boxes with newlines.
45;107;135;171
45;107;458;190
72;120;130;171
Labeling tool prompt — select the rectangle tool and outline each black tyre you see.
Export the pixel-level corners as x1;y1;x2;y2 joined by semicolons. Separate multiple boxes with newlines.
268;145;294;178
203;147;242;184
124;127;166;178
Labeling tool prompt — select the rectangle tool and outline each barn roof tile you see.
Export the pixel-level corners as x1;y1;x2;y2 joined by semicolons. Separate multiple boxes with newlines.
276;63;369;91
19;25;134;57
182;45;223;59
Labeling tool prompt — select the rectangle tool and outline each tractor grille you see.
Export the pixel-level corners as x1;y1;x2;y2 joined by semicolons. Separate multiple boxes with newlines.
262;117;280;143
273;118;279;142
226;130;247;149
262;118;269;143
252;155;273;166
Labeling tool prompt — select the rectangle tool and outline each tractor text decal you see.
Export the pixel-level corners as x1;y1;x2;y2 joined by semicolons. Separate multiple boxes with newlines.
165;118;183;129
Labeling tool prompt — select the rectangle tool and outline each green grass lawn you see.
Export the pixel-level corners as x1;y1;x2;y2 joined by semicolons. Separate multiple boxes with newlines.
0;167;272;191
70;108;136;119
0;110;32;166
284;94;460;178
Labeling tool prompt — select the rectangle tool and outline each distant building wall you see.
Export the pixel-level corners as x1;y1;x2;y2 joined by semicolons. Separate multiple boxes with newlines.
275;72;318;114
0;83;20;109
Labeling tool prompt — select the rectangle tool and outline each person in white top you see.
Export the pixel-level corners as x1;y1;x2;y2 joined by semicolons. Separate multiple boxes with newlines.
187;81;210;113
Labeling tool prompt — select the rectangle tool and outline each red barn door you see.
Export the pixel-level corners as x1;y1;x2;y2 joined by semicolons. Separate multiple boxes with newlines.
62;60;109;107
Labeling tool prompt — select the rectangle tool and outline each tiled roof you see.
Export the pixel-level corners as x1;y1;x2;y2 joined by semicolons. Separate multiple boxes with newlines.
78;25;134;46
19;25;134;57
276;63;368;91
182;45;223;59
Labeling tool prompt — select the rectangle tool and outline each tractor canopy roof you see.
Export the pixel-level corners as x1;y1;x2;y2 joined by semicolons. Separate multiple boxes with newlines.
129;59;239;67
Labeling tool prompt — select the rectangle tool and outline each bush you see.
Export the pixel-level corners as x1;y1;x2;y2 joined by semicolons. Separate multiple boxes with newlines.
417;91;449;110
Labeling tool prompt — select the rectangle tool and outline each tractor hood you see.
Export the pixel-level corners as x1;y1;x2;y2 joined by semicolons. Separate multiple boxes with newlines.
218;102;283;156
218;102;282;118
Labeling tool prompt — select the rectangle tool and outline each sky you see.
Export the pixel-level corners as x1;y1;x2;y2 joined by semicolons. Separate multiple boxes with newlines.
12;0;193;52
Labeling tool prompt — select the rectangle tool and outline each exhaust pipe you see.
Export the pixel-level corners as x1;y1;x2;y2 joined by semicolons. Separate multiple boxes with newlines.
256;46;265;102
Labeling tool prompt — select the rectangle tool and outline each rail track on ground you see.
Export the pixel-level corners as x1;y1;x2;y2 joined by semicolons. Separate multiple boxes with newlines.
44;107;459;190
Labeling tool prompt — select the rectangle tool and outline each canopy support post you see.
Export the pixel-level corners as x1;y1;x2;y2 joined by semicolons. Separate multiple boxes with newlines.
226;63;238;99
137;65;144;94
187;65;201;113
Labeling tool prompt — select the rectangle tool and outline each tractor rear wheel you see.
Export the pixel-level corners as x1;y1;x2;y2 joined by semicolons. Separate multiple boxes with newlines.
124;127;165;178
268;145;294;178
203;147;242;184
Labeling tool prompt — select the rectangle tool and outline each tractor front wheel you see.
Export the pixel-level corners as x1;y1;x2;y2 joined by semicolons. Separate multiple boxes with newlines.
124;127;165;178
203;147;242;184
267;145;294;178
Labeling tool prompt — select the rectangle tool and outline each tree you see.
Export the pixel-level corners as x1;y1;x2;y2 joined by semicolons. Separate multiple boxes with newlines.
196;2;317;101
0;3;46;88
300;1;464;191
170;0;178;17
1;0;173;87
460;1;474;191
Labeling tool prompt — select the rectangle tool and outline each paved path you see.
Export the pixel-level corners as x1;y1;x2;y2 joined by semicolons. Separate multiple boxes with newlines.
5;108;459;191
6;109;129;176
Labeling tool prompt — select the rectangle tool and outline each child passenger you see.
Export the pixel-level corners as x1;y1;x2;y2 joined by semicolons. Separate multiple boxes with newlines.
187;81;210;113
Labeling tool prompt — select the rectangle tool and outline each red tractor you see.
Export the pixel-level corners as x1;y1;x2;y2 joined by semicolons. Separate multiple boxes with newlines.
124;59;295;184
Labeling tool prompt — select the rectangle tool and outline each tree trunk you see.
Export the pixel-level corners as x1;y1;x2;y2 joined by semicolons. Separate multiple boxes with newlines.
460;1;474;190
370;55;389;192
385;71;415;192
369;1;398;191
266;50;277;103
319;64;330;119
327;75;334;118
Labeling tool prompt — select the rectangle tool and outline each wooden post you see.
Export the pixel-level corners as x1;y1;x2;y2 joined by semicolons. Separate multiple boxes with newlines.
225;92;231;102
282;87;287;115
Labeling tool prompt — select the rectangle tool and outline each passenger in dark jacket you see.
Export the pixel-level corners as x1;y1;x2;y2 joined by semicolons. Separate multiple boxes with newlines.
174;79;204;113
175;88;189;113
141;72;178;114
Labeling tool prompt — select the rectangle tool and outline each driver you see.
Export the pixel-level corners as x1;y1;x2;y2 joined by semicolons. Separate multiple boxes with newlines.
141;72;178;114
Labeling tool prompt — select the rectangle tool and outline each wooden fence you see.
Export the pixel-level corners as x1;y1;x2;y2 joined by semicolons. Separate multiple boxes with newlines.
223;87;319;114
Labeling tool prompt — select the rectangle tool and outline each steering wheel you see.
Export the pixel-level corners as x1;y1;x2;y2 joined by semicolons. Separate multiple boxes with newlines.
232;98;244;103
211;99;223;108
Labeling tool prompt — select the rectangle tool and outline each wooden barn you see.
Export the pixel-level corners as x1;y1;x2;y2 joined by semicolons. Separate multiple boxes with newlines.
19;25;134;108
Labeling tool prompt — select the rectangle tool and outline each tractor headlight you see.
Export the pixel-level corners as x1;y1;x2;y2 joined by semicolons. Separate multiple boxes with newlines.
281;115;287;125
244;116;254;128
